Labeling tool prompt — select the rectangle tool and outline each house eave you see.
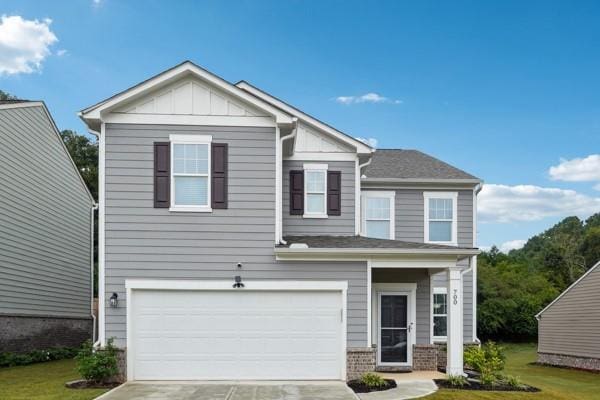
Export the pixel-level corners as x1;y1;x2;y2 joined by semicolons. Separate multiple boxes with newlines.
362;177;483;185
274;247;479;261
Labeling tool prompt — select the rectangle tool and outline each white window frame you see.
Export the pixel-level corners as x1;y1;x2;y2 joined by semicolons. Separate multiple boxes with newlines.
432;287;448;342
303;163;328;218
169;134;212;213
361;191;395;240
423;191;458;245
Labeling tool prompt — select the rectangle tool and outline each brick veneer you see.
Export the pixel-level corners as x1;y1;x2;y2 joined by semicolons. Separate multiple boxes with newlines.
412;344;438;370
538;352;600;372
0;314;92;353
346;347;376;380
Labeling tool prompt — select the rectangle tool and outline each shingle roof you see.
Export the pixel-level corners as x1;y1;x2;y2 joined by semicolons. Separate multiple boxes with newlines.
364;149;480;181
280;235;477;251
0;100;31;105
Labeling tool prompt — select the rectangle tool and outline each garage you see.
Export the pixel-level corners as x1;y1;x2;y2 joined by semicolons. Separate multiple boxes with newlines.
127;280;347;381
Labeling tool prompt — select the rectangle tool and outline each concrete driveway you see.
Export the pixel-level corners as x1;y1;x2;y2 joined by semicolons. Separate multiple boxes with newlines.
96;381;358;400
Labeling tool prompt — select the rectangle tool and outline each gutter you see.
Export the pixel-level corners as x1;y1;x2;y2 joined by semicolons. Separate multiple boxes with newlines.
275;247;480;256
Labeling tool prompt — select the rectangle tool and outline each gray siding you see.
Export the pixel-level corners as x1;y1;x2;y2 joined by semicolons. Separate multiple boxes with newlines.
104;124;367;347
0;105;92;318
282;160;355;236
366;188;475;342
538;265;600;359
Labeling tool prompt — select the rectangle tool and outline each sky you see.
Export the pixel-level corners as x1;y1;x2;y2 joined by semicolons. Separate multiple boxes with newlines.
1;0;600;251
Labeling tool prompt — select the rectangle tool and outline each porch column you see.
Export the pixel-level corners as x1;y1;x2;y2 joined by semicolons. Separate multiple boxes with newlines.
446;266;464;375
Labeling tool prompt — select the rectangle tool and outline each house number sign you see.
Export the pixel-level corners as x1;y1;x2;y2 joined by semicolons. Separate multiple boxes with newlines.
453;289;459;305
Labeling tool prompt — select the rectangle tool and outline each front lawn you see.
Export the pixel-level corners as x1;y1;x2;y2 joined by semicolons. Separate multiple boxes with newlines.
424;343;600;400
0;358;109;400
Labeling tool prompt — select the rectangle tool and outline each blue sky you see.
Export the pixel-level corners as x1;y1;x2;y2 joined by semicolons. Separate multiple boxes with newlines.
2;0;600;250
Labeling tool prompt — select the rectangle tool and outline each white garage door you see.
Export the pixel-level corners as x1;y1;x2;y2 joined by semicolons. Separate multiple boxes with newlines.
130;288;344;380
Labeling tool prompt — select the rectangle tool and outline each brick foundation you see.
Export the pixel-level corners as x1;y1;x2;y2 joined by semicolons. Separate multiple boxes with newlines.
346;347;376;380
114;348;127;383
0;314;92;353
412;344;438;370
435;343;447;370
538;352;600;372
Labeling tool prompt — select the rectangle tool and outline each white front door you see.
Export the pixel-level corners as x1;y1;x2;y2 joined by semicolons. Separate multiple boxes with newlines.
377;291;413;366
129;288;344;380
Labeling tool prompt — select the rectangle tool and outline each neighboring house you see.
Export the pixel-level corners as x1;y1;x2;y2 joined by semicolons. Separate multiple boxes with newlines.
79;61;481;381
0;101;96;353
536;261;600;371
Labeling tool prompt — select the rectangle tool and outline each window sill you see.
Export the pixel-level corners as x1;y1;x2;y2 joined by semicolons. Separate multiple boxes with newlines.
303;214;328;219
169;206;213;213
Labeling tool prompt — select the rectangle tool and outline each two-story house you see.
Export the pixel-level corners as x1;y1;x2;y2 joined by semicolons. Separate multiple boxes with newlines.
80;61;481;382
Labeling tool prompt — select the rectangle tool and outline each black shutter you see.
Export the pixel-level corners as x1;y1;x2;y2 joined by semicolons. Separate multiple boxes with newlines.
327;171;341;216
154;142;170;208
211;143;228;209
289;170;304;215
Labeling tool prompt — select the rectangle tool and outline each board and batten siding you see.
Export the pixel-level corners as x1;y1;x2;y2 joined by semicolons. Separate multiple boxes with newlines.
104;124;368;348
0;105;92;318
538;265;600;359
282;160;356;236
363;188;475;342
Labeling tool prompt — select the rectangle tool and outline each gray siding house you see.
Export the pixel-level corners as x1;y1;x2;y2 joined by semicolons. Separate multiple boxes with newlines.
0;101;95;353
80;61;481;381
536;261;600;371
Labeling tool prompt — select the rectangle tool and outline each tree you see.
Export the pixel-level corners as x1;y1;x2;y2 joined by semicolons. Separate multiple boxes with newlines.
60;130;98;200
0;90;18;101
580;226;600;268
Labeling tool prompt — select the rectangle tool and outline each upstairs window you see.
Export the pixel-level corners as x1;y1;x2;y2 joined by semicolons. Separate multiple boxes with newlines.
303;164;328;218
424;192;457;245
432;287;448;340
361;191;395;239
171;135;212;211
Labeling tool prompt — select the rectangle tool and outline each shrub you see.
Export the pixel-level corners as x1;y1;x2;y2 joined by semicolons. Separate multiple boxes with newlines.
0;347;79;368
464;341;505;385
504;375;524;388
76;339;119;383
360;372;386;388
446;374;469;387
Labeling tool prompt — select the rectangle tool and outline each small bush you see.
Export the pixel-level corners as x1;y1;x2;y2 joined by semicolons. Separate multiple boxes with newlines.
360;372;386;388
76;339;119;383
464;341;505;383
446;374;469;387
504;375;524;388
0;347;79;368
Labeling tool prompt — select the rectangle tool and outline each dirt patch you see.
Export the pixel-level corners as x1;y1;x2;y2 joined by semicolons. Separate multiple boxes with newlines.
347;379;397;393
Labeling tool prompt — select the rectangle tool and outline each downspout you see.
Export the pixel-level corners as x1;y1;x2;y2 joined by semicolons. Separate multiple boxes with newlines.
464;181;482;344
88;128;101;347
355;157;372;235
278;118;299;245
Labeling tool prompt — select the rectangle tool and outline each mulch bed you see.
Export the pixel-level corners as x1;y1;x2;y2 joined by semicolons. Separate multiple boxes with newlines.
435;379;540;392
347;379;397;393
65;379;121;389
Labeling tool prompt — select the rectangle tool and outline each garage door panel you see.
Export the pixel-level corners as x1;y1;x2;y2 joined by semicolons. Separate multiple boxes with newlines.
131;289;344;380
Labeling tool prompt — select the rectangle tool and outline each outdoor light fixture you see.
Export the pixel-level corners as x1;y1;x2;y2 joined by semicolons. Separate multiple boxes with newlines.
232;275;245;288
109;293;118;308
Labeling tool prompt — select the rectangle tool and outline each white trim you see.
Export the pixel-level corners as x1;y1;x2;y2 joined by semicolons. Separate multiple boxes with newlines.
367;260;372;346
98;122;106;346
363;178;482;184
423;191;458;246
303;163;328;218
371;283;417;367
432;287;448;342
536;260;600;319
275;126;282;243
472;187;478;341
284;152;358;161
102;113;276;127
169;134;212;212
275;249;478;262
125;279;348;381
236;81;373;154
361;191;396;240
80;61;294;125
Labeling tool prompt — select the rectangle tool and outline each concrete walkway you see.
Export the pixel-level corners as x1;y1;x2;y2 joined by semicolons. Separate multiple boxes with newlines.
95;381;359;400
356;373;442;400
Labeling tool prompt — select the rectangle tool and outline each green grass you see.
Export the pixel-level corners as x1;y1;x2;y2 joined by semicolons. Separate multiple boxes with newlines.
424;343;600;400
0;358;109;400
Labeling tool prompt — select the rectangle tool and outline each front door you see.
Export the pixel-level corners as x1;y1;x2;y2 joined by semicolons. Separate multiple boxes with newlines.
378;292;412;366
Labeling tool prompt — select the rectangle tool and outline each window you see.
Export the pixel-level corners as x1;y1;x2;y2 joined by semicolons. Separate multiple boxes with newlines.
303;164;328;218
361;191;395;239
170;134;212;212
424;192;457;244
433;287;447;340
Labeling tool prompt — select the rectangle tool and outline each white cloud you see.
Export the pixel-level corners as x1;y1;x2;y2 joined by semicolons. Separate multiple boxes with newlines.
0;15;57;75
335;92;402;105
56;49;67;56
549;154;600;182
92;0;103;6
478;184;600;223
356;137;378;148
499;239;526;253
595;183;600;191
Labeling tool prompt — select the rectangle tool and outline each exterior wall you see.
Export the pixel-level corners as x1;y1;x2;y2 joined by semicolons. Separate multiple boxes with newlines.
412;344;438;371
0;314;92;353
103;124;367;347
282;160;355;236
346;348;376;380
0;105;92;319
538;265;600;360
537;352;600;372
